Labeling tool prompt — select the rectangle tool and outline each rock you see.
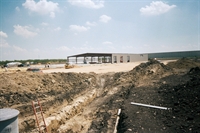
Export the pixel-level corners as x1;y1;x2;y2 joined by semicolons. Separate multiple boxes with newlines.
52;79;56;83
22;119;35;129
128;128;132;131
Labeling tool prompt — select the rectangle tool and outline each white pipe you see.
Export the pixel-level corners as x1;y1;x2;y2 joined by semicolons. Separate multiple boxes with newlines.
131;102;170;110
117;108;121;116
113;109;121;133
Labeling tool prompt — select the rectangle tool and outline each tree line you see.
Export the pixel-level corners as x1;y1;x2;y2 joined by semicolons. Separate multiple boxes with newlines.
0;59;67;66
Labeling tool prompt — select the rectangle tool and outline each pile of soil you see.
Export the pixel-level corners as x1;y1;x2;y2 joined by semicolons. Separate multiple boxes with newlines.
87;59;200;133
167;58;200;70
158;67;200;132
0;72;97;131
1;58;200;133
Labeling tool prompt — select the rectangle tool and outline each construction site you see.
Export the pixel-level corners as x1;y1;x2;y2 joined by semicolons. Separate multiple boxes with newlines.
0;58;200;133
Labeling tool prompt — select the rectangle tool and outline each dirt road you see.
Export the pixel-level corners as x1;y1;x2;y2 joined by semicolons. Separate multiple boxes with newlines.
42;62;144;74
42;60;175;74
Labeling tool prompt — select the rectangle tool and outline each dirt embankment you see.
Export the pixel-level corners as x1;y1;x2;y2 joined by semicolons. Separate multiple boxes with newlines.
157;67;200;132
0;72;98;132
1;58;200;133
87;58;200;133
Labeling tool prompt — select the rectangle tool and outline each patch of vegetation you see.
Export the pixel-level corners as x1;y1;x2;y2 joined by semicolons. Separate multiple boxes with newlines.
0;59;66;66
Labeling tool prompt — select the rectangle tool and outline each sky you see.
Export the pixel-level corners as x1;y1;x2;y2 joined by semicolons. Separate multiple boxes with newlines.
0;0;199;61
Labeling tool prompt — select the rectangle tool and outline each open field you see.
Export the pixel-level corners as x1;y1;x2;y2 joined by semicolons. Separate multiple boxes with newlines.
43;62;146;74
1;59;200;133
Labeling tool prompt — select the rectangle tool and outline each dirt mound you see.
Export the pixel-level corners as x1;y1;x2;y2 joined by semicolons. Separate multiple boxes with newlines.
110;59;174;87
130;59;172;78
188;67;200;74
158;67;200;132
86;60;176;132
167;58;200;69
96;60;169;94
0;72;97;108
0;72;97;131
87;60;200;133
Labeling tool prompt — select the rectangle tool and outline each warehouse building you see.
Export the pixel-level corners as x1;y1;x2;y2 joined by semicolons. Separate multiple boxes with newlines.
112;53;148;63
67;50;200;64
67;53;148;64
148;50;200;59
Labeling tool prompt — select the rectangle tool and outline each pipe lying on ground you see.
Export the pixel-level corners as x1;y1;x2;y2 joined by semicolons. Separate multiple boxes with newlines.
131;102;170;110
113;109;121;133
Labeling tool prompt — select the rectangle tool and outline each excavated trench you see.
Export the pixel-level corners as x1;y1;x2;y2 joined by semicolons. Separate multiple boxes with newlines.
26;59;176;132
30;74;131;133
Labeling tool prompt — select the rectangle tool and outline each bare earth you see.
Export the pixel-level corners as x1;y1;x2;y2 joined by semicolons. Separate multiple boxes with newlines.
43;62;144;74
42;60;175;74
1;59;200;133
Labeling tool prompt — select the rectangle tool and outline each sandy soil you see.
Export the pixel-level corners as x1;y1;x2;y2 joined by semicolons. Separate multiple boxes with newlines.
42;60;176;74
43;63;142;74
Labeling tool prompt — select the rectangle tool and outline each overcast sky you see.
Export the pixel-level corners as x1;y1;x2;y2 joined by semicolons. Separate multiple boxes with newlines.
0;0;199;61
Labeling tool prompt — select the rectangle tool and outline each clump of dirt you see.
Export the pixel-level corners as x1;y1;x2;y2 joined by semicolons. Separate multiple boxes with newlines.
167;58;200;70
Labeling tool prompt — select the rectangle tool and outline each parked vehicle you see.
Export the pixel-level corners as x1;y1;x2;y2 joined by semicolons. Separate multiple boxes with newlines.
7;62;22;67
18;64;30;67
26;68;43;73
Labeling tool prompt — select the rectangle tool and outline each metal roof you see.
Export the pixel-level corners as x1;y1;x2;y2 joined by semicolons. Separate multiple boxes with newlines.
67;53;112;58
